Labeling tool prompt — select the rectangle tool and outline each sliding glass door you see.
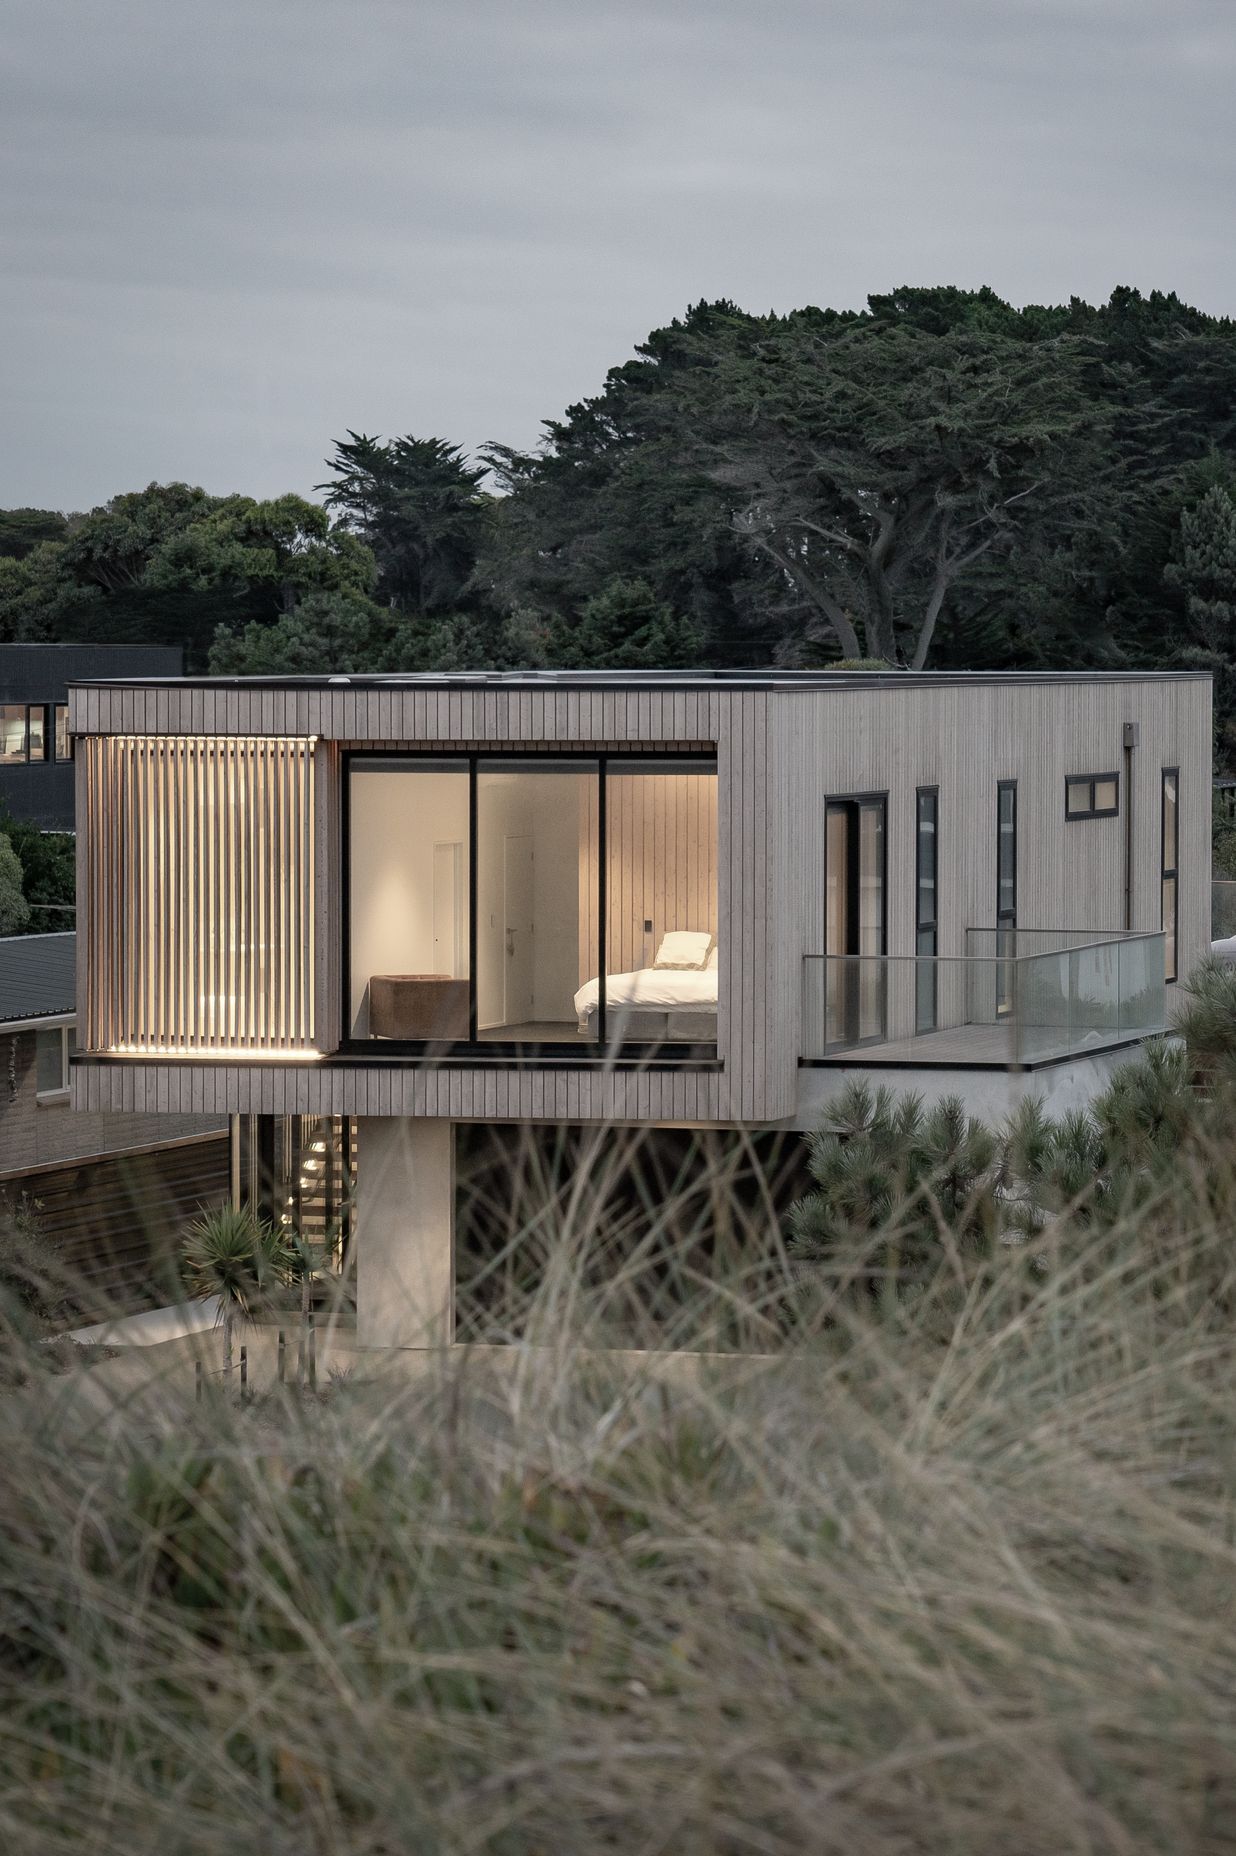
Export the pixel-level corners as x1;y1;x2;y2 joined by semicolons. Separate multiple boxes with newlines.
825;795;886;1048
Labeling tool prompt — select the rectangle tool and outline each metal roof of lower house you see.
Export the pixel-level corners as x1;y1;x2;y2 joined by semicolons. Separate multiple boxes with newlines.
0;932;75;1025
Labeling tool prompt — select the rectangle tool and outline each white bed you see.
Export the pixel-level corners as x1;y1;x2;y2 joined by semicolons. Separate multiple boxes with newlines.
573;965;718;1041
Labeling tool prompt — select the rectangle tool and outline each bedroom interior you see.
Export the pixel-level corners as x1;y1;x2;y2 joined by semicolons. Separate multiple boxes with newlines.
347;755;718;1047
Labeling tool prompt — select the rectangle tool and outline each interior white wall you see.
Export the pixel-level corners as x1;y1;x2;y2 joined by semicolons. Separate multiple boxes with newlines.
349;770;469;1036
532;790;582;1019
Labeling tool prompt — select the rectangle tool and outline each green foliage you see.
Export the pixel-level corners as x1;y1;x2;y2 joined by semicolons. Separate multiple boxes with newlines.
0;507;70;560
6;282;1236;683
788;1082;997;1288
180;1206;296;1374
1166;482;1236;766
0;806;74;934
791;1032;1216;1282
319;432;488;615
1171;956;1236;1079
566;575;701;669
0;833;30;934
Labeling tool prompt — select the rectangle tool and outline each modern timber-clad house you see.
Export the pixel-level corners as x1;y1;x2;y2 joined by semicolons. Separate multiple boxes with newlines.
68;669;1210;1347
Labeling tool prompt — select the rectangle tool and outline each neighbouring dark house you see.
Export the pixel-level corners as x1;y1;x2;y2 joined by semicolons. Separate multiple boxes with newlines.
1;644;182;829
0;930;229;1314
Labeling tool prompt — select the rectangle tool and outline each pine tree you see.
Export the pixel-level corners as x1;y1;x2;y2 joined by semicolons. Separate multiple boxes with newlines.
1166;483;1236;766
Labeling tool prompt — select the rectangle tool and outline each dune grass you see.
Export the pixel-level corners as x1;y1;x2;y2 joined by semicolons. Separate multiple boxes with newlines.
3;1099;1236;1853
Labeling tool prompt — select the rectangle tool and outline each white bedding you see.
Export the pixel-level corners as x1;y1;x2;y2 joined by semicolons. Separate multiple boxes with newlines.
573;964;718;1018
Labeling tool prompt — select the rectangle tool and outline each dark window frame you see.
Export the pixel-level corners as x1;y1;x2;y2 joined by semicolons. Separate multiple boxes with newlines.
1161;766;1179;984
1065;772;1120;819
996;780;1018;1016
0;703;52;765
340;747;719;1063
54;703;73;762
915;786;939;1034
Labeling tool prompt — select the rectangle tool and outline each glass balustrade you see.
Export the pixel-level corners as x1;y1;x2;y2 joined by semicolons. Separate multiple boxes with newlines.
802;930;1166;1065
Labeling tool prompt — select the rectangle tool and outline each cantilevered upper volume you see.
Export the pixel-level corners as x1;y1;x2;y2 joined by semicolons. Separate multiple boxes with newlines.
66;668;1210;1130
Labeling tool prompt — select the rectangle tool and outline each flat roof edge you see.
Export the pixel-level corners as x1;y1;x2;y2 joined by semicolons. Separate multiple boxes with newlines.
67;670;1213;693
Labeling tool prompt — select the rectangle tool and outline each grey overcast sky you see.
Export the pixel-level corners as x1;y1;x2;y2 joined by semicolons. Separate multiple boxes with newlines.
1;0;1234;511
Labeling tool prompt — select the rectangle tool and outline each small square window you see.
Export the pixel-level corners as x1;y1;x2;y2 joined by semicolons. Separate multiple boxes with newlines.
1065;774;1119;819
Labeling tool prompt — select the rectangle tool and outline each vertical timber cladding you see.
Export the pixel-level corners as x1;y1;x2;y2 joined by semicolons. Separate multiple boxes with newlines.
82;736;316;1053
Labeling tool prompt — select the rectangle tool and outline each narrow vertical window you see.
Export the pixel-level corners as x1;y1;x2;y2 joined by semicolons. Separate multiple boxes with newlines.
824;794;887;1048
915;787;938;1034
1161;768;1179;983
55;704;72;761
27;705;47;762
996;781;1017;1014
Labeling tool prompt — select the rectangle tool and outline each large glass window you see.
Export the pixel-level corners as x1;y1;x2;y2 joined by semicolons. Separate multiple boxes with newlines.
1162;768;1179;983
476;760;599;1044
348;760;471;1040
346;753;717;1051
915;788;938;1034
603;758;718;1045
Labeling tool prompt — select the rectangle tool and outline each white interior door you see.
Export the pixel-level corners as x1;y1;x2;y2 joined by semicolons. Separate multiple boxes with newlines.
503;834;534;1025
432;840;463;977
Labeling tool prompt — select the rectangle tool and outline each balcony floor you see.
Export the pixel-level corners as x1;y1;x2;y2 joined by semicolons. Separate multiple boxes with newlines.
820;1022;1151;1069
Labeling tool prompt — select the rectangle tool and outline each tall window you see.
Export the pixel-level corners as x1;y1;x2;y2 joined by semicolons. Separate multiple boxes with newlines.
476;759;599;1045
35;1023;76;1099
1161;768;1179;983
996;781;1017;1014
915;788;938;1034
603;759;718;1045
1;705;28;764
27;705;47;762
824;794;886;1048
348;759;472;1040
55;704;72;761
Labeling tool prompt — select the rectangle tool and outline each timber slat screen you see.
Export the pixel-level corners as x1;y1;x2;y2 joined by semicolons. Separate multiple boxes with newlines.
82;736;315;1053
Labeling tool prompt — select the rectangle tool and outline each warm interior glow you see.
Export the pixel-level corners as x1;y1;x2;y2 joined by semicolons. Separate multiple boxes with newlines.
83;734;317;1053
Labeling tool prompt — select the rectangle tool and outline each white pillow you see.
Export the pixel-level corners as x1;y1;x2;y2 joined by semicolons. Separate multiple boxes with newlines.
705;945;719;971
654;930;712;970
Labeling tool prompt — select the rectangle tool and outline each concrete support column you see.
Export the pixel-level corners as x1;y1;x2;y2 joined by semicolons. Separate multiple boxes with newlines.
354;1118;455;1348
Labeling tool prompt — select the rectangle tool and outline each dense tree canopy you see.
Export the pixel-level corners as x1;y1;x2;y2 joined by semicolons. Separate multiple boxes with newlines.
4;284;1236;754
